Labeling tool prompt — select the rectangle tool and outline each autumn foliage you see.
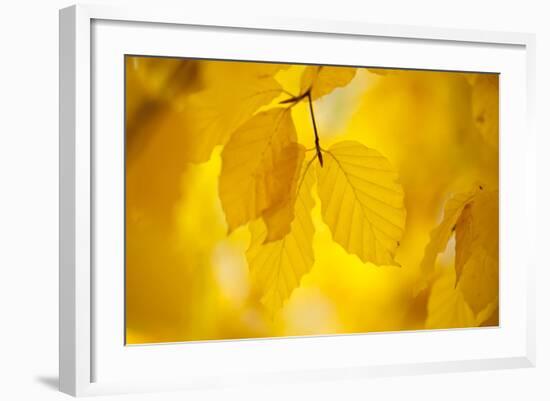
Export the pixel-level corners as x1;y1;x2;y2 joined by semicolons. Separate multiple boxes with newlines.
125;56;499;343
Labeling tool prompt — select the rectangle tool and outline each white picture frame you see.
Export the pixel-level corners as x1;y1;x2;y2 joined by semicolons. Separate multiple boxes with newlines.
59;3;536;397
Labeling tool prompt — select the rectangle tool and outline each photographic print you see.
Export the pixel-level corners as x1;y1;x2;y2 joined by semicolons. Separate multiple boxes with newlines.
125;56;499;344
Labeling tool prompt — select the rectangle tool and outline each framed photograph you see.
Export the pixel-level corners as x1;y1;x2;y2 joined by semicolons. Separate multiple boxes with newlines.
59;4;536;397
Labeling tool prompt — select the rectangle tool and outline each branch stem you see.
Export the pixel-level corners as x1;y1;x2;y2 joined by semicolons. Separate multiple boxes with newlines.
279;90;309;105
307;92;324;167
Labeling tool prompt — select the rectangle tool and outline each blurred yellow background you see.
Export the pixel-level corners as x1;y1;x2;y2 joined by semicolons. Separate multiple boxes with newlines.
125;56;498;344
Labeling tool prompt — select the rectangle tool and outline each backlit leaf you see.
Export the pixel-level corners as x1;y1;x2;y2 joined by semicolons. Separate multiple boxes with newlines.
317;141;406;266
219;108;300;233
458;247;498;315
261;143;306;242
247;162;316;314
300;66;357;100
420;188;481;278
455;203;474;285
457;190;499;313
422;187;498;316
426;268;477;329
469;190;499;259
181;62;286;163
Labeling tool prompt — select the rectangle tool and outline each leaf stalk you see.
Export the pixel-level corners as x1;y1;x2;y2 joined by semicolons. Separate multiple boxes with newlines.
306;92;324;167
279;88;324;167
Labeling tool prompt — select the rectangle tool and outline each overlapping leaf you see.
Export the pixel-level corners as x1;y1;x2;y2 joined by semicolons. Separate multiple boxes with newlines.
261;143;306;242
422;187;499;317
456;190;499;313
454;203;474;284
216;67;412;316
458;247;498;315
246;162;316;314
182;62;287;163
419;188;481;278
425;269;477;330
300;66;357;100
219;108;302;233
317;141;406;266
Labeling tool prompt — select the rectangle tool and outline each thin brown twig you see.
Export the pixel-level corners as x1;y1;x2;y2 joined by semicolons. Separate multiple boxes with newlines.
307;92;323;167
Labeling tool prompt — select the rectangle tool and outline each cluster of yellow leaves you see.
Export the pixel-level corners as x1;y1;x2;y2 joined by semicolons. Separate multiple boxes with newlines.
124;58;292;341
215;66;406;315
126;57;500;340
345;68;499;330
422;186;499;324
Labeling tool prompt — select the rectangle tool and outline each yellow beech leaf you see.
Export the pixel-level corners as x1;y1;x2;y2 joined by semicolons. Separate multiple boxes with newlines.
470;74;499;150
426;263;498;329
182;63;285;163
247;162;316;314
219;108;300;233
420;188;481;278
426;269;477;330
458;248;498;315
454;203;474;285
421;187;498;315
261;143;306;242
457;190;499;313
300;66;357;100
317;141;406;266
469;189;499;260
454;189;499;285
